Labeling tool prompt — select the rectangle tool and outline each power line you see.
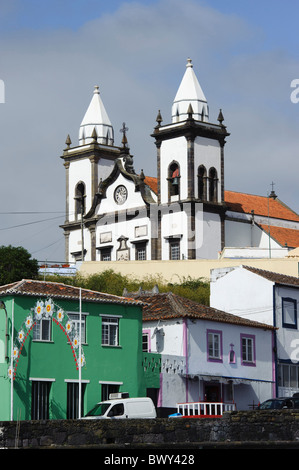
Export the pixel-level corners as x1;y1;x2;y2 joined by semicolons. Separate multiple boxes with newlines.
0;211;65;214
0;215;64;231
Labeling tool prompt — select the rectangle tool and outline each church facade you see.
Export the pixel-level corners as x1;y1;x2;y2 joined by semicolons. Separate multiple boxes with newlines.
60;60;299;263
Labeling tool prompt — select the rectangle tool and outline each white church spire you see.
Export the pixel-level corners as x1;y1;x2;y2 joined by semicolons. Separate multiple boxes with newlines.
172;58;209;123
79;86;114;146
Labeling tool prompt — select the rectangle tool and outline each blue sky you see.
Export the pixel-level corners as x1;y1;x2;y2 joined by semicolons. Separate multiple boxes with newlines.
0;0;298;261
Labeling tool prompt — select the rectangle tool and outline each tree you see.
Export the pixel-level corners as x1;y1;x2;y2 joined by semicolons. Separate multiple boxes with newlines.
41;270;210;305
0;245;39;285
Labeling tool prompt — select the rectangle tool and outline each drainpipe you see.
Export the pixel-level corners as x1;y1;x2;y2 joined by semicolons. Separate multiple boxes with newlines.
0;300;9;361
183;318;188;402
272;285;278;397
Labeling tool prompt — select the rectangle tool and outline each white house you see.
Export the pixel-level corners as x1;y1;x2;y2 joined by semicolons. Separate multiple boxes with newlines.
125;289;275;415
60;59;299;264
210;265;299;398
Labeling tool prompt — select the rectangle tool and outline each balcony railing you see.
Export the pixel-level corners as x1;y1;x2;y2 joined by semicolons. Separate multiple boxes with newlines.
176;401;236;418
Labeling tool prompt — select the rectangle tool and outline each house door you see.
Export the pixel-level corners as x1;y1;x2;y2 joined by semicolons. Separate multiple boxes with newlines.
204;383;220;402
67;382;86;419
31;380;51;420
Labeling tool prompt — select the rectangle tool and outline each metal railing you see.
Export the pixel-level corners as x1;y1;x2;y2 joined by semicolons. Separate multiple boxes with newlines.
177;401;236;417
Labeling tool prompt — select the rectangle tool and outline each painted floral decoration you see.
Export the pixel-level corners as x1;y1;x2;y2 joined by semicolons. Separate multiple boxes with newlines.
56;308;64;322
65;320;72;333
18;329;25;343
44;299;54;318
73;336;79;349
8;366;13;378
79;353;86;368
13;347;19;359
34;300;44;320
25;315;33;330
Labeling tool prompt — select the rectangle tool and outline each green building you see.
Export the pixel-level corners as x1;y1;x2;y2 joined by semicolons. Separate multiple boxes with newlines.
0;279;159;421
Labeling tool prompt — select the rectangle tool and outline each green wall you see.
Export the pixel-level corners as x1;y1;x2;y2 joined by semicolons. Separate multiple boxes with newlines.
0;294;149;420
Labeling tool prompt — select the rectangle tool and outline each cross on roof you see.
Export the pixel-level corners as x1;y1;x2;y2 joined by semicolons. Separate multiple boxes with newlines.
120;122;129;147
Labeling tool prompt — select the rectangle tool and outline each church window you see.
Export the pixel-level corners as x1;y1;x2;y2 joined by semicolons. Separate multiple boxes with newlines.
198;165;207;201
169;240;180;260
208;167;218;202
168;162;180;199
75;182;86;219
100;247;112;262
135;242;147;261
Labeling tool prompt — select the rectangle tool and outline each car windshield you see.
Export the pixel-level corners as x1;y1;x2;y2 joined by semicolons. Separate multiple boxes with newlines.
259;399;287;410
85;403;111;417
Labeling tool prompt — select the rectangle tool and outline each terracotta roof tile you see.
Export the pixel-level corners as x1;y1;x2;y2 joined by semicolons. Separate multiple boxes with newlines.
244;266;299;287
144;176;158;195
0;279;143;306
225;190;299;222
141;184;299;223
258;224;299;248
129;291;274;330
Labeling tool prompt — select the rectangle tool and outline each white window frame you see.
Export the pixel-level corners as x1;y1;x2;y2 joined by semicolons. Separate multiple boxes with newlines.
207;330;222;362
33;318;52;342
68;312;87;344
100;315;121;346
241;334;256;366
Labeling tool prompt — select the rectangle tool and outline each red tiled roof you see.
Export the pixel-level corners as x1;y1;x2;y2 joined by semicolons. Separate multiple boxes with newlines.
258;224;299;248
225;190;299;222
244;266;299;287
142;183;299;223
0;279;143;306
144;176;158;195
128;291;274;330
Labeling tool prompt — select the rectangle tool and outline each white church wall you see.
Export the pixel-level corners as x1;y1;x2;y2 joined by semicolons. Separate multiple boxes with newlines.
225;220;252;248
195;211;221;259
159;137;188;204
69;159;92;219
225;219;283;250
97;159;115;183
69;226;91;261
95;213;152;261
98;173;147;214
194;136;221;202
160;209;188;259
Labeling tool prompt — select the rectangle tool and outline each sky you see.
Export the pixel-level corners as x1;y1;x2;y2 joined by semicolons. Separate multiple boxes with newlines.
0;0;299;263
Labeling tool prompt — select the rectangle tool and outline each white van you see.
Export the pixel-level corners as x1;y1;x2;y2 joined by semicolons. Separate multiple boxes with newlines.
83;394;156;419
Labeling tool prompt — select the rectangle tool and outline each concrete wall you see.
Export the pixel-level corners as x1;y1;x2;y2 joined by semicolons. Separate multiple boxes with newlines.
80;258;299;283
2;411;299;448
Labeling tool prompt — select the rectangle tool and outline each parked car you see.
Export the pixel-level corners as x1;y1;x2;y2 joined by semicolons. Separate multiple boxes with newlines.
257;397;299;410
83;394;157;419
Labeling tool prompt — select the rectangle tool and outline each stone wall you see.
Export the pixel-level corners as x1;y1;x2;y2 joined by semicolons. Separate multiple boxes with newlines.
2;410;299;448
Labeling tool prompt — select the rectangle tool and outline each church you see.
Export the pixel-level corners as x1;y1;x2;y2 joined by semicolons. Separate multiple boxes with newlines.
60;59;299;263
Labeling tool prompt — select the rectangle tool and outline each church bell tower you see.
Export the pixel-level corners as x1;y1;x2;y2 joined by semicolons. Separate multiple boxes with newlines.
152;59;229;260
60;86;121;262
